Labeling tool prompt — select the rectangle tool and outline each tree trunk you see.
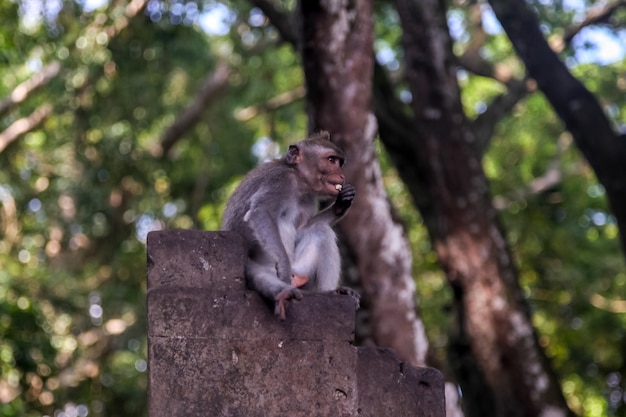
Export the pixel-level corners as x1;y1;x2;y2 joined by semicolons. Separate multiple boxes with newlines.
298;0;429;367
391;0;574;416
488;0;626;255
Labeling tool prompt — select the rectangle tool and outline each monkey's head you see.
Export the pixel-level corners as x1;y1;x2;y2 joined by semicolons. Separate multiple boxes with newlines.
285;133;346;199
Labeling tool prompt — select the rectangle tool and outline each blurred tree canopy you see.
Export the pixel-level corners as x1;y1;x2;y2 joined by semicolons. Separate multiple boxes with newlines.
0;0;625;416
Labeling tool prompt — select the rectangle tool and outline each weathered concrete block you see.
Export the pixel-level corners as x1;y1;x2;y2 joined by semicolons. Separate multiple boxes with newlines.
148;288;355;342
149;337;357;417
146;230;245;290
357;346;446;417
147;230;445;417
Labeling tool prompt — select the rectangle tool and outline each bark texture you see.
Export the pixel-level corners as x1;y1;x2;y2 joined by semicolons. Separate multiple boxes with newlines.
489;0;626;253
299;0;429;366
390;0;574;416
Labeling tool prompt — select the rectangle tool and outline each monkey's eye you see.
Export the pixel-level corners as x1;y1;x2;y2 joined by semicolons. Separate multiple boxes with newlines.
328;156;344;166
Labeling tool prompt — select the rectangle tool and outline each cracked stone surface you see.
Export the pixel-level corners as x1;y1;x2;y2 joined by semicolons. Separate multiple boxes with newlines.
147;230;444;417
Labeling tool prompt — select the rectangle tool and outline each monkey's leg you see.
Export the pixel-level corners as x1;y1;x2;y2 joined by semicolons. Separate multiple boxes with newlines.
293;223;340;292
246;260;302;320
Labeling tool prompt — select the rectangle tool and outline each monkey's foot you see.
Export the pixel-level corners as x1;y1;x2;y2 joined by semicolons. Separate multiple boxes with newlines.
335;286;361;310
274;287;303;320
290;273;309;288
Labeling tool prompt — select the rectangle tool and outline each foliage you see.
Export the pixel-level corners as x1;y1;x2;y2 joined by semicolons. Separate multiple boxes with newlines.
0;1;625;416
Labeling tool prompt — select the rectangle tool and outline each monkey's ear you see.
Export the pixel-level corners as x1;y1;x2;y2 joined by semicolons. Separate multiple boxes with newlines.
318;130;331;141
309;130;331;141
286;144;302;165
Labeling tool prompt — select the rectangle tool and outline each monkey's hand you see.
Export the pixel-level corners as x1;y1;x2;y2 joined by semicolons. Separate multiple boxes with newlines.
275;259;293;284
333;183;355;217
274;286;303;320
335;286;360;310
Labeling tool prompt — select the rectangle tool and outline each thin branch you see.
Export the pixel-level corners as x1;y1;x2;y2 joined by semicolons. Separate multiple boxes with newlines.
471;78;535;154
590;293;626;313
0;62;61;117
103;0;150;38
456;4;532;154
0;187;19;246
463;0;626;81
0;0;148;115
234;86;305;121
493;164;562;210
561;0;626;47
458;3;517;84
492;134;582;210
458;3;515;84
157;61;230;156
0;104;53;154
250;0;299;46
464;1;626;153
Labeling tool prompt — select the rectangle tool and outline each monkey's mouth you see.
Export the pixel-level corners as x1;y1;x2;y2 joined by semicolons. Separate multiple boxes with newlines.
335;184;343;192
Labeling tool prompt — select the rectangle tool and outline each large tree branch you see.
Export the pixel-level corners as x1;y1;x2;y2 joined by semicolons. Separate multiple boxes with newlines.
156;61;230;156
300;0;430;368
394;0;573;414
257;0;433;368
0;104;53;154
463;1;625;154
489;0;626;253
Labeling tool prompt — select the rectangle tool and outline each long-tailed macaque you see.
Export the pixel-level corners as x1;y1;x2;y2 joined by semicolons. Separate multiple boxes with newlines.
221;132;357;319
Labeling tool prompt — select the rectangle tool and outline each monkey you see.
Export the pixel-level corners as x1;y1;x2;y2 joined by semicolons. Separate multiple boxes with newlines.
221;131;357;320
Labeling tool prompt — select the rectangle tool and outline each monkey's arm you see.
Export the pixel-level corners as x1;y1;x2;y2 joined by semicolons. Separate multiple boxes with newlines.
245;206;292;282
245;199;304;320
243;185;299;283
308;183;356;226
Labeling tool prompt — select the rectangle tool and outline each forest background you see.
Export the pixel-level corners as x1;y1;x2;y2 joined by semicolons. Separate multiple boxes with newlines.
1;0;626;416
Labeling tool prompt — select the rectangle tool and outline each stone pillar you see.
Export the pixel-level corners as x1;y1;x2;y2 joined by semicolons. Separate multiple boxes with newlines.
147;230;445;417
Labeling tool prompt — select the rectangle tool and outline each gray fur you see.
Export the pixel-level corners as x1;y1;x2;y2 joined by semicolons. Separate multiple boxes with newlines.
221;135;355;319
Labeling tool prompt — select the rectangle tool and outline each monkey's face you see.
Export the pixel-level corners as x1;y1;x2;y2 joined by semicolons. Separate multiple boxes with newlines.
290;141;346;199
315;152;345;198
